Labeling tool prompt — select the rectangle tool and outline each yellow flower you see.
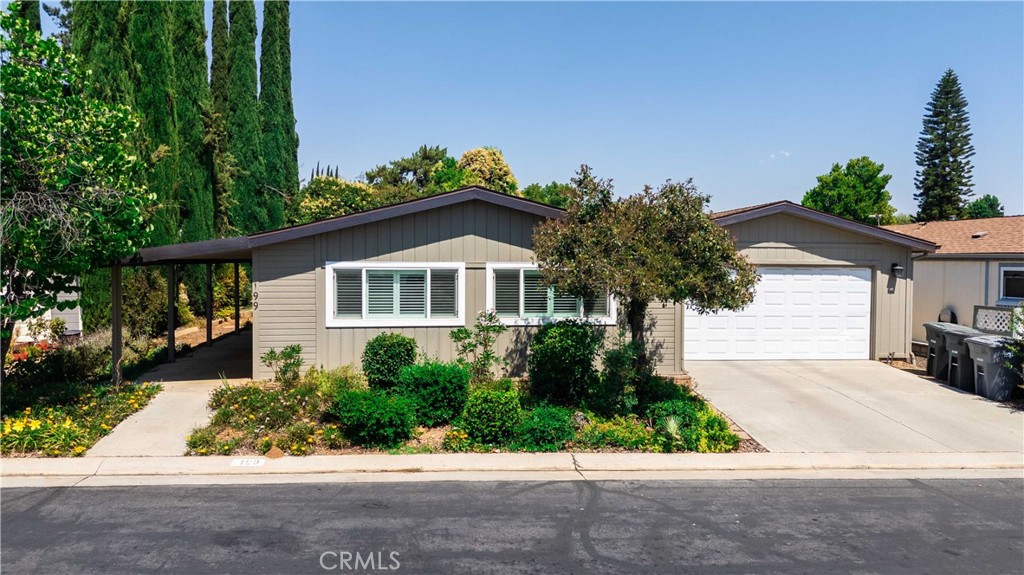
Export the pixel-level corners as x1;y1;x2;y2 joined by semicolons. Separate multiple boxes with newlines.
12;421;25;433
74;446;86;454
29;419;41;431
63;417;73;429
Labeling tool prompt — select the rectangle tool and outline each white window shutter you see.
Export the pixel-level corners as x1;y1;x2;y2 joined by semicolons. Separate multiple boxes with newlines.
494;269;521;317
366;271;395;316
430;269;458;318
334;269;362;318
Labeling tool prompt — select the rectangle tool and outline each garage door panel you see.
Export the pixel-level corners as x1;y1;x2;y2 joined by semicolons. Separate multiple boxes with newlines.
685;266;871;360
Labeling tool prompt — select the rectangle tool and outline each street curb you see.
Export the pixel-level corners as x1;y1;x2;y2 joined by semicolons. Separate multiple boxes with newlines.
3;452;1021;485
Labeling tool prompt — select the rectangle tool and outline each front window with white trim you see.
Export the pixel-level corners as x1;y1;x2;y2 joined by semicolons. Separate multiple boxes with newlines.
999;265;1024;303
328;262;465;327
486;264;615;325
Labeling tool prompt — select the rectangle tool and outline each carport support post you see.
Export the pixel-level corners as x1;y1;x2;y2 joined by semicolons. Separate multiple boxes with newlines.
166;264;176;363
205;263;213;346
111;264;123;387
233;262;240;333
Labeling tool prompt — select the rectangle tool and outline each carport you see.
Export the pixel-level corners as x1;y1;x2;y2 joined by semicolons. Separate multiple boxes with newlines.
110;236;254;384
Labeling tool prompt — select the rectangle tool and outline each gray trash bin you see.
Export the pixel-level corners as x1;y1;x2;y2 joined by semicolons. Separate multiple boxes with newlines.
924;322;962;379
943;326;983;392
965;335;1022;401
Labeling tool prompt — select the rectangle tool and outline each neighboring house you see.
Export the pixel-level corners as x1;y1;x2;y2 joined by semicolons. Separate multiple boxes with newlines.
11;289;82;344
882;216;1024;342
129;188;935;379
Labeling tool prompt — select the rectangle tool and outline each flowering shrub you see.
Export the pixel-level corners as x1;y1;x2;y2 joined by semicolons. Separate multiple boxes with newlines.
0;382;161;457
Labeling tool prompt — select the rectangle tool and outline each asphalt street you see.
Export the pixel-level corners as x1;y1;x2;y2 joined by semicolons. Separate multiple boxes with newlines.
2;478;1022;574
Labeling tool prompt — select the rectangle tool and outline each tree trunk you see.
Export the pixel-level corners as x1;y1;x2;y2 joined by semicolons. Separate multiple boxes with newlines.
1;318;15;376
626;299;649;371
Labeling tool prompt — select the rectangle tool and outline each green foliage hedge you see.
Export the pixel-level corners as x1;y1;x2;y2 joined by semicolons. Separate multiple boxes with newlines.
513;405;576;452
331;390;416;448
573;416;658;451
397;361;470;427
461;387;522;444
362;333;417;390
646;399;740;453
528;319;601;407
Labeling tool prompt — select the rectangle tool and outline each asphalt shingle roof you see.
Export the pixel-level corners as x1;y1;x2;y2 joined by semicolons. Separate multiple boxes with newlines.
881;216;1024;255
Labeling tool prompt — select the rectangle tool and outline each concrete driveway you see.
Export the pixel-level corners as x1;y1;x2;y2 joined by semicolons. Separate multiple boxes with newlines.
687;360;1024;453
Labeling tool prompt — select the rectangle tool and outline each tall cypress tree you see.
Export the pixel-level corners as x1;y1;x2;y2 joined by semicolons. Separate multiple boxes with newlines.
259;0;296;229
915;69;975;221
227;0;267;234
128;1;180;247
171;0;217;312
16;0;41;32
210;0;229;120
72;0;139;332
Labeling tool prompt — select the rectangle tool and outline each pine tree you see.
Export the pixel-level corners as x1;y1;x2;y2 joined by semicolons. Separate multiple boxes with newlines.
171;0;217;313
259;0;297;229
128;0;180;247
210;0;229;120
16;0;41;32
42;0;72;50
915;69;975;221
227;0;267;234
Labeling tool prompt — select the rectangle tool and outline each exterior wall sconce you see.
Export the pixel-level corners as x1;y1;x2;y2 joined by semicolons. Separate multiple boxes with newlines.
891;263;906;279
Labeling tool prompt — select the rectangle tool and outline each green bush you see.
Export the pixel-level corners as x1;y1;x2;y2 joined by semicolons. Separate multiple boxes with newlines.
362;333;417;390
304;365;366;398
280;422;318;455
513;405;576;452
450;310;509;384
397;361;470;426
589;337;644;417
573;416;659;451
460;387;522;444
331;390;416;448
261;344;304;385
634;373;687;415
647;399;739;453
185;427;217;455
527;319;602;407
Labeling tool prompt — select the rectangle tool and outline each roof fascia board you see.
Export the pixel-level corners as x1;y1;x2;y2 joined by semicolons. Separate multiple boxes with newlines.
715;203;937;252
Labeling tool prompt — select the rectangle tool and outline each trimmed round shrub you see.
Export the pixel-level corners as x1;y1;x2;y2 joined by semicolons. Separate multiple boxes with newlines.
460;388;522;445
527;319;602;407
513;405;576;452
397;361;471;427
331;389;417;448
362;333;418;390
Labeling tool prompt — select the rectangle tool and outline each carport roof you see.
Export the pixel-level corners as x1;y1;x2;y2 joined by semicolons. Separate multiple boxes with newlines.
712;200;938;252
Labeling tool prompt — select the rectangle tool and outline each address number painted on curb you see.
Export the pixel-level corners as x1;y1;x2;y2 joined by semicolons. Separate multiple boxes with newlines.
230;458;266;467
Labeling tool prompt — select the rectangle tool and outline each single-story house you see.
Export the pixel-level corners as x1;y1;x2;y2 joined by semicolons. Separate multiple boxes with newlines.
126;187;936;380
882;216;1024;342
11;288;82;344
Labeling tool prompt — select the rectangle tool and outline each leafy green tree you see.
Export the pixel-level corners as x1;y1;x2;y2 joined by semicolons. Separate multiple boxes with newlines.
964;194;1005;220
915;69;975;221
129;1;179;247
801;157;896;225
522;181;572;208
258;0;295;229
171;0;217;312
1;9;151;369
457;147;518;195
15;0;39;32
430;156;479;193
292;177;377;224
227;0;268;234
533;166;758;369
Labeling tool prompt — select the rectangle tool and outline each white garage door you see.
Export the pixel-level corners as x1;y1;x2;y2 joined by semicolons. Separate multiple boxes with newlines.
684;266;872;360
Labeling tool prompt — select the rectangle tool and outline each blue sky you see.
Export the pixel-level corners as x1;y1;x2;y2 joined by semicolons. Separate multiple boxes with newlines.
38;2;1024;214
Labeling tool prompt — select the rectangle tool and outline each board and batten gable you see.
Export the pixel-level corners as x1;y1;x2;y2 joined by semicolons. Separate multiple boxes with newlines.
251;199;678;380
717;211;915;362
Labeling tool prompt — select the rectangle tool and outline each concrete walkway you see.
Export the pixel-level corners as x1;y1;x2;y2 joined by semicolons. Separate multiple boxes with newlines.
688;360;1024;453
86;332;251;457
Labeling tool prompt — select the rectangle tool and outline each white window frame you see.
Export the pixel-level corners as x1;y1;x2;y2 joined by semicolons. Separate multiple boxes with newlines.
485;263;616;327
326;261;466;328
999;264;1024;302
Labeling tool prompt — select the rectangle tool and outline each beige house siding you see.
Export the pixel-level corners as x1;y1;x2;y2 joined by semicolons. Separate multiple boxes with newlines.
252;199;681;379
718;212;915;363
908;257;1023;341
